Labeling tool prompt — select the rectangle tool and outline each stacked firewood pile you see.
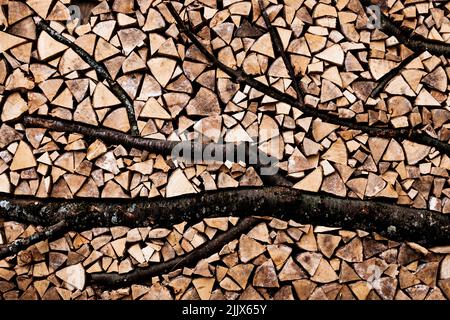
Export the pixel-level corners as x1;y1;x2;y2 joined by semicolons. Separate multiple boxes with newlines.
1;217;449;300
0;0;450;300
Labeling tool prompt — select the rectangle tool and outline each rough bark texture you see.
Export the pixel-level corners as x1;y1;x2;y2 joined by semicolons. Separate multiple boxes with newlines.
257;0;304;100
1;0;450;299
31;5;450;158
1;187;449;246
371;2;450;57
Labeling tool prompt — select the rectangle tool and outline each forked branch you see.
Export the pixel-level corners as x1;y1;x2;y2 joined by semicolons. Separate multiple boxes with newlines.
33;5;450;158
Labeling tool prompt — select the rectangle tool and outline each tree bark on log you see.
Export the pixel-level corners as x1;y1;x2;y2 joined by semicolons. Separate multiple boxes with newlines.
360;0;450;58
0;187;449;246
90;217;259;287
257;0;304;101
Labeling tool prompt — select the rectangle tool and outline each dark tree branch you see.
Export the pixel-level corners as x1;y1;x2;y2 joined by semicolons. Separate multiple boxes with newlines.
0;187;449;246
0;220;67;260
24;115;179;155
23;115;293;187
35;19;140;136
90;216;259;287
257;0;304;102
166;3;450;157
360;0;450;58
370;51;422;98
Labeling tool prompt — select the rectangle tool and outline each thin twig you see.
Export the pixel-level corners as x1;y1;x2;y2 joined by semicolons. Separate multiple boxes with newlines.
0;220;67;260
35;19;140;136
90;217;259;287
166;3;450;156
1;187;449;246
370;51;422;98
257;0;304;101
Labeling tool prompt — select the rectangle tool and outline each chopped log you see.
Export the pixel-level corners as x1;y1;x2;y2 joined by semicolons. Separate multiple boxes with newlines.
0;31;26;53
147;57;177;87
253;260;279;288
310;259;338;283
360;0;450;58
1;93;28;122
166;169;197;198
37;31;68;60
186;88;221;116
293;167;323;192
167;3;450;157
402;141;431;165
370;53;420;98
1;0;450;300
10;141;37;171
238;234;265;263
55;263;85;291
258;0;302;99
382;139;405;162
0;221;67;260
93;82;121;109
103;108;131;133
322;138;347;165
316;44;345;66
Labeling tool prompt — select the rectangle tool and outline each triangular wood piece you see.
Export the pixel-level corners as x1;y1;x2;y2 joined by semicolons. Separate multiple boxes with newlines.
0;31;26;53
26;0;53;18
293;167;323;192
147;57;177;87
10;141;37;171
140;98;171;119
37;31;68;60
93;82;121;108
166;169;197;198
